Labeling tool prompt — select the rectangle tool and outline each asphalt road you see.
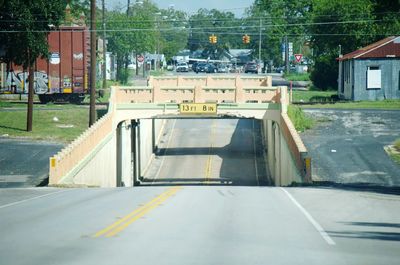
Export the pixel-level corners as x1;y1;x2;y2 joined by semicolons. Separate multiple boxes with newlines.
1;118;399;265
0;138;63;188
301;109;400;186
142;119;269;186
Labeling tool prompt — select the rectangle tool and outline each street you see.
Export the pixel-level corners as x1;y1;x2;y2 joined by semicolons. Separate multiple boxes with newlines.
0;118;399;265
302;109;400;186
0;138;62;188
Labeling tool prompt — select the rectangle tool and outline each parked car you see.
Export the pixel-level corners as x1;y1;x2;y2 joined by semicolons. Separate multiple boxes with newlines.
217;63;228;73
195;63;217;73
192;62;199;72
166;64;174;71
244;62;259;74
176;62;189;72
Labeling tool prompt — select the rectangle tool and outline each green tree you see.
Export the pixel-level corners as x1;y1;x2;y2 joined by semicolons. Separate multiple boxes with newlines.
158;8;189;61
372;0;400;37
247;0;311;66
0;0;66;131
310;0;375;90
107;1;158;81
188;9;242;54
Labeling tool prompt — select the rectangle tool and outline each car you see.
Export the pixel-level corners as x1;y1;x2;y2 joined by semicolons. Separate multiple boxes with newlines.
244;62;259;74
176;62;189;72
195;63;217;73
191;62;199;72
217;63;228;73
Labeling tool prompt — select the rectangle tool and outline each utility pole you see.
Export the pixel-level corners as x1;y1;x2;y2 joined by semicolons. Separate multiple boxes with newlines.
89;0;97;126
102;0;107;90
258;18;262;65
285;35;289;74
126;0;131;16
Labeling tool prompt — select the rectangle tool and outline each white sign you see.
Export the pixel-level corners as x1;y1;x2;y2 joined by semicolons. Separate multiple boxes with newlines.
50;53;60;64
73;53;83;60
367;66;381;89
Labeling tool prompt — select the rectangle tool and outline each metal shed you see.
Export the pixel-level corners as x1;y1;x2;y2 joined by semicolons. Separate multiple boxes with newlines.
337;36;400;101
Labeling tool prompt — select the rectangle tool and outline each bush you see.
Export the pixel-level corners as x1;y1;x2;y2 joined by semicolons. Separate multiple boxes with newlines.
395;139;400;150
310;53;338;91
117;68;130;85
287;105;314;132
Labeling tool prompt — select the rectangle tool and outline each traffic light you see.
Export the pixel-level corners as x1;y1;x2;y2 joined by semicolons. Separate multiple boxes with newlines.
242;34;250;44
209;34;217;44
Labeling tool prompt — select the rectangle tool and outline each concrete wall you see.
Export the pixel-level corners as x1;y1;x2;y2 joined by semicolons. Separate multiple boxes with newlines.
71;133;117;187
53;118;164;187
262;114;310;186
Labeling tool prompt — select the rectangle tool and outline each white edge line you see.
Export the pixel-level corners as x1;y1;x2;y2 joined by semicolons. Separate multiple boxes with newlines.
252;119;260;186
0;189;69;210
280;188;336;246
153;119;177;184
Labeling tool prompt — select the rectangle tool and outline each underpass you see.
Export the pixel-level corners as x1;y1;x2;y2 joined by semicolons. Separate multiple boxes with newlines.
142;118;270;186
48;75;310;187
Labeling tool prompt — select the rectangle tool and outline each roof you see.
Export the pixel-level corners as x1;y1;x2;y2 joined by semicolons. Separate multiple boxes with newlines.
338;36;400;61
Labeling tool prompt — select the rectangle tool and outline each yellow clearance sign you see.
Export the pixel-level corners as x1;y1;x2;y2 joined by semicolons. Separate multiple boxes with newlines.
180;103;217;114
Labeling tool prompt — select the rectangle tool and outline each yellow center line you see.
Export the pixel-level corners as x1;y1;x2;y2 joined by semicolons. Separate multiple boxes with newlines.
94;187;181;238
205;120;216;184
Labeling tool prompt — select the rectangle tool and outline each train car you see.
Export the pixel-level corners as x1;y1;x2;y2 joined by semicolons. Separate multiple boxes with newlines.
0;25;90;104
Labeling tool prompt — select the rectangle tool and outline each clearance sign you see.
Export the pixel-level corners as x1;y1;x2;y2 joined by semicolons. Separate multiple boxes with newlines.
179;103;217;114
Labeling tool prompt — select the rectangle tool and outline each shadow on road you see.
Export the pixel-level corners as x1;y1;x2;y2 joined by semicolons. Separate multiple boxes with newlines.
141;119;272;187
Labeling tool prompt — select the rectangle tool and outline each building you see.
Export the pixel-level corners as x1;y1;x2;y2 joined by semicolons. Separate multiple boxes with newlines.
337;36;400;101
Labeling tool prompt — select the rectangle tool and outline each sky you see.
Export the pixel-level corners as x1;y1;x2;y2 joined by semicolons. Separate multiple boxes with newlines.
106;0;255;17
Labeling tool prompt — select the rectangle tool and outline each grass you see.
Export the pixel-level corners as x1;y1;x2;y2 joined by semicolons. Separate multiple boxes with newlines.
304;99;400;110
0;106;90;143
148;70;167;76
284;73;310;81
393;139;400;164
386;138;400;165
287;104;315;132
292;90;337;103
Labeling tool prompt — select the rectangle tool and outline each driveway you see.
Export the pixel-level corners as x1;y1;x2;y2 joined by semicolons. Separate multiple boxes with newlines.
0;138;63;188
301;109;400;186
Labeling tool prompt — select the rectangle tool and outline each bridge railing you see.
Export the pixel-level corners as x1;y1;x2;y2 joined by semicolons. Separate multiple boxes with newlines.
115;75;277;104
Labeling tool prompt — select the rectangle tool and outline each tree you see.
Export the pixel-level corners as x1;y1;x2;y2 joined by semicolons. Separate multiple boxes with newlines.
158;8;189;61
372;0;400;37
310;0;375;90
107;1;158;81
188;9;242;53
247;0;311;66
0;0;66;131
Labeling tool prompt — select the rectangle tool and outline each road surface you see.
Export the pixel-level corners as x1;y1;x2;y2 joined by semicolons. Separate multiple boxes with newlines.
0;119;399;265
302;109;400;186
0;138;63;188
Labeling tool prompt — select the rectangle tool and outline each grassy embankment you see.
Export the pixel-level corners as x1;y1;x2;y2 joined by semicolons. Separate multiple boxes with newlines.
0;104;89;143
386;139;400;165
287;105;314;132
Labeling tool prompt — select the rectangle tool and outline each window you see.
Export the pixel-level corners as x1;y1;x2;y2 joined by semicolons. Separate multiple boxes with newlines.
367;66;381;90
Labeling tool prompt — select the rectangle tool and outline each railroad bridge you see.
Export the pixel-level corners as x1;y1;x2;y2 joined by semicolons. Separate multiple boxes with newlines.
49;75;311;187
